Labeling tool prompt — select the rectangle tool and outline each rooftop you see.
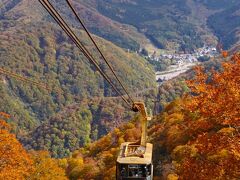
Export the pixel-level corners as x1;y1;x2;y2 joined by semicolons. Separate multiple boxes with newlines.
117;142;153;165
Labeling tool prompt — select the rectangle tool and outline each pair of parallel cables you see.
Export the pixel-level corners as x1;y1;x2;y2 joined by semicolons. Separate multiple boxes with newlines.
0;67;52;92
38;0;135;110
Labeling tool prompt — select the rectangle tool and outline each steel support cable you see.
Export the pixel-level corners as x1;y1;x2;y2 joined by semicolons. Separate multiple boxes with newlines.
0;67;51;91
38;0;132;108
39;0;131;108
65;0;135;105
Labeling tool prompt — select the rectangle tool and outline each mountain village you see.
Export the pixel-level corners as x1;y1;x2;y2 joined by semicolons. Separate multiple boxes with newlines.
150;45;217;65
146;45;218;83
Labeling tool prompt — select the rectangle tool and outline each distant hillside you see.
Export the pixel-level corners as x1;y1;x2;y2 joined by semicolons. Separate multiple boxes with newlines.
3;0;240;53
207;3;240;50
91;0;240;51
194;0;239;10
95;0;206;51
0;0;151;50
2;0;240;52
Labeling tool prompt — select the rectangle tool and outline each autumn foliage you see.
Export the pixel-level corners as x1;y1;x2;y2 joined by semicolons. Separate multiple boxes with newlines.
0;118;34;179
222;50;228;58
0;54;240;179
187;54;240;127
174;131;240;179
29;151;67;180
146;54;240;179
65;120;141;179
0;114;67;179
172;54;240;179
60;54;240;179
0;111;141;179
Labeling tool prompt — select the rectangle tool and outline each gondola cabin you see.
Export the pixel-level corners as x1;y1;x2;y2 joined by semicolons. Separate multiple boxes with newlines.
116;102;153;180
116;142;153;179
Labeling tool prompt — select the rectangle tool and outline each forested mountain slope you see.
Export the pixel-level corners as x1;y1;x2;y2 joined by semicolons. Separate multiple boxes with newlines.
94;0;208;51
0;0;150;50
208;2;240;49
2;0;240;52
0;0;156;157
90;0;240;51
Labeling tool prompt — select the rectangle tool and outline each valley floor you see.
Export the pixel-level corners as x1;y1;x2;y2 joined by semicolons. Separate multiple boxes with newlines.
156;62;197;83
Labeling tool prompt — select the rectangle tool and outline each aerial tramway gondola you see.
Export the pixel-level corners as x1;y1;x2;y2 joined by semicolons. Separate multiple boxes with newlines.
116;102;153;180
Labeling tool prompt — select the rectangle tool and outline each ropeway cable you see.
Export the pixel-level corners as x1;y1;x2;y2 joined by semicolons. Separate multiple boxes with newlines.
65;0;135;105
39;0;132;108
0;67;52;91
38;0;132;109
39;0;128;104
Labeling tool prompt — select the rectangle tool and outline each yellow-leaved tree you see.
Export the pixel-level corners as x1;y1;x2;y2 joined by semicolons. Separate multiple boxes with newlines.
29;151;68;180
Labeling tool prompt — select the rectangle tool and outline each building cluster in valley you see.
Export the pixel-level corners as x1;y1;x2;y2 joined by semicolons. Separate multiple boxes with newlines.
145;45;219;84
149;45;218;66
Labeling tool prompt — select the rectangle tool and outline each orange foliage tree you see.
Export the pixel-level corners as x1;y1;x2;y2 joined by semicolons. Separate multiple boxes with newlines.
186;54;240;128
172;54;240;179
174;130;240;179
222;51;228;58
0;117;34;179
0;113;67;179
